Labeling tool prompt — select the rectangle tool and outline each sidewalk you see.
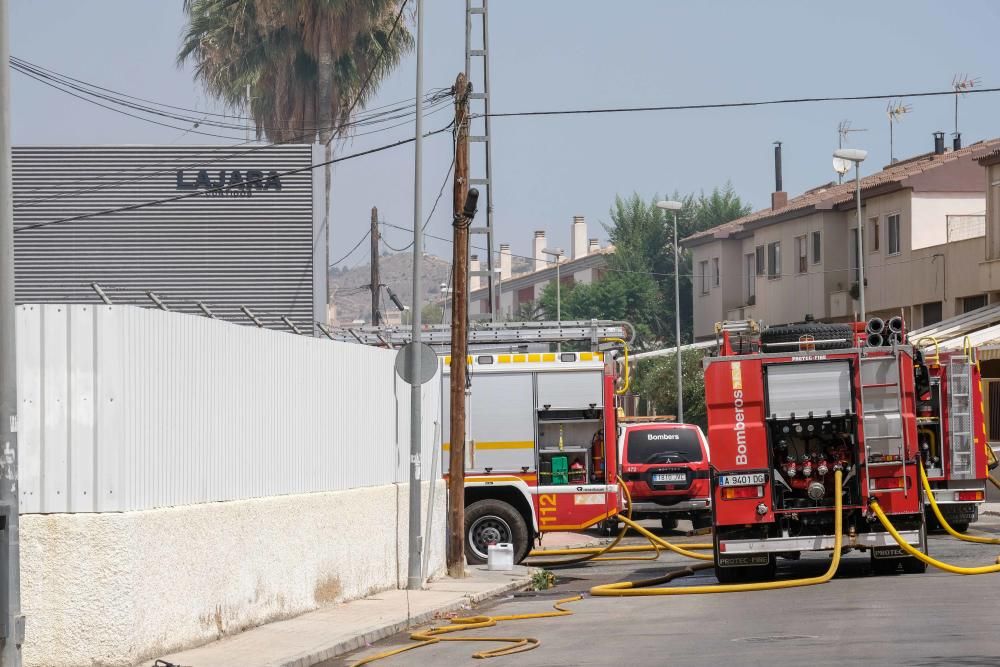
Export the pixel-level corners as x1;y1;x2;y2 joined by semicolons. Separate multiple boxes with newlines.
149;566;533;667
982;501;1000;517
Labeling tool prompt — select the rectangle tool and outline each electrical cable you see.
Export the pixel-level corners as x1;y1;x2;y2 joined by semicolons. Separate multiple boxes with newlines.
330;230;373;268
486;87;1000;119
13;123;453;234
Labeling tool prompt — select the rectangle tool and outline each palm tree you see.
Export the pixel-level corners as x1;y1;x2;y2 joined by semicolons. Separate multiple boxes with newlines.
178;0;413;264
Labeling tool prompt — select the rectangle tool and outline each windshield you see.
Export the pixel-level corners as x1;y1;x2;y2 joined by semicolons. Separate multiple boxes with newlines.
625;428;704;465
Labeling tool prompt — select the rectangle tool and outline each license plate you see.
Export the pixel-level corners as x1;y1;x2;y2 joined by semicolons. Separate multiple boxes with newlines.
718;554;771;568
653;473;686;483
718;473;766;487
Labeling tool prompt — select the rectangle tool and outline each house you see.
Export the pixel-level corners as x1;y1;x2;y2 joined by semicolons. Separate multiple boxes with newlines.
468;216;612;318
682;134;1000;340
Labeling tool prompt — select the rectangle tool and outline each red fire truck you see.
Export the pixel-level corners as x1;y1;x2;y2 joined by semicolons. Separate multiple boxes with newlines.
443;348;624;564
704;318;986;582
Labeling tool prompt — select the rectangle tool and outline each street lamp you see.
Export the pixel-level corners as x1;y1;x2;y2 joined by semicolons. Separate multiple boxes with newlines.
541;247;565;351
833;148;868;320
656;199;685;423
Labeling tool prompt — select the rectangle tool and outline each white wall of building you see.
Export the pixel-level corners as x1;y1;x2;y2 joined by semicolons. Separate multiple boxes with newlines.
911;193;985;249
15;305;445;666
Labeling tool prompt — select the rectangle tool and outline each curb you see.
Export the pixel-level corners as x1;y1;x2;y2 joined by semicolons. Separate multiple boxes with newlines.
272;571;534;667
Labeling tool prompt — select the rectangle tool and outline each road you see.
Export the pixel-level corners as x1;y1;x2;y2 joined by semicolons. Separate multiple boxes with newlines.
331;512;1000;667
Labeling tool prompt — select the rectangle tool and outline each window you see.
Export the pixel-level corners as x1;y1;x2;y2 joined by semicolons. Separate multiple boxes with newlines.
795;235;807;274
963;294;987;313
887;213;901;255
699;260;709;294
811;231;821;264
922;302;942;327
755;245;765;277
767;241;781;280
744;253;756;303
869;217;880;252
712;258;720;287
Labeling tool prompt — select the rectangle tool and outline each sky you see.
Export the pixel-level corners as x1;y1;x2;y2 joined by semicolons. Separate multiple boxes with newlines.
10;0;1000;270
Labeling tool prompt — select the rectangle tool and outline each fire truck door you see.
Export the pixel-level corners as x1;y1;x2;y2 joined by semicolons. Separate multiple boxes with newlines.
466;372;536;473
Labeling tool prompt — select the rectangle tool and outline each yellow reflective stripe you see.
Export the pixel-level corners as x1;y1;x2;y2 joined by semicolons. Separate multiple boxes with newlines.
513;354;526;362
442;440;534;451
542;353;555;361
579;352;593;361
528;353;541;362
498;354;511;363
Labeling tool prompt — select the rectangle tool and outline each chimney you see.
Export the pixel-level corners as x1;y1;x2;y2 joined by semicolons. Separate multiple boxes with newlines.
469;254;481;290
588;238;600;254
533;231;546;271
499;243;512;280
953;132;962;151
934;131;945;155
771;141;788;210
571;215;588;260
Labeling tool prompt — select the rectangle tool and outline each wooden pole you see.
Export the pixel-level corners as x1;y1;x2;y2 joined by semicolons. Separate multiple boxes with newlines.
370;206;380;325
447;72;471;577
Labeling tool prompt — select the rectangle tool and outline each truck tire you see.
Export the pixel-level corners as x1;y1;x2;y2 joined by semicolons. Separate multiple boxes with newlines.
465;499;530;565
691;512;713;531
660;516;678;532
759;323;853;352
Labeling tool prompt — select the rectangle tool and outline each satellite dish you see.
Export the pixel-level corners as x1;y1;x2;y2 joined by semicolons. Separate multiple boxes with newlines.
833;157;852;175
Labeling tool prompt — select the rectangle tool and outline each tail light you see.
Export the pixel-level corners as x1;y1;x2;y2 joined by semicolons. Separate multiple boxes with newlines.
871;477;906;490
722;485;764;500
955;490;984;502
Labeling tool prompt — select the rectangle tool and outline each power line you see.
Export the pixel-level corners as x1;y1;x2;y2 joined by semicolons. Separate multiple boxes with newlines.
381;155;455;253
13;123;453;234
10;55;430;124
381;219;953;281
330;230;372;267
486;86;1000;119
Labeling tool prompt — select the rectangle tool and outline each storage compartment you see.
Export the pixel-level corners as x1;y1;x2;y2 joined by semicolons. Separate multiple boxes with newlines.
537;407;603;485
536;371;603;409
766;361;853;419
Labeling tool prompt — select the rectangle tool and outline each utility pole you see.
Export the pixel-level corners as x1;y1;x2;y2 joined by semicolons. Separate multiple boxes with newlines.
370;206;380;325
406;0;425;592
448;72;471;577
0;1;24;664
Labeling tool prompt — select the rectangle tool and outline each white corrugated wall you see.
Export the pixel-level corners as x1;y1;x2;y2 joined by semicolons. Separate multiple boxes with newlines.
16;304;441;513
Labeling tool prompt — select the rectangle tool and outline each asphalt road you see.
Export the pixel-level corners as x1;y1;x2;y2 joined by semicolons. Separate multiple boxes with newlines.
332;512;1000;667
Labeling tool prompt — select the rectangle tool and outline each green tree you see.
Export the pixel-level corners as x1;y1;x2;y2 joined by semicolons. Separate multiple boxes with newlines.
178;0;413;243
632;349;709;429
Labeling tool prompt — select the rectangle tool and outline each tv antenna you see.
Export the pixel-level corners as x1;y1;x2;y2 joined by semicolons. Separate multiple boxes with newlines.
836;120;867;182
952;74;980;137
886;100;912;164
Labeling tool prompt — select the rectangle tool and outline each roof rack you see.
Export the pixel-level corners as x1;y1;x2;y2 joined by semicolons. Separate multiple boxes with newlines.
325;319;634;350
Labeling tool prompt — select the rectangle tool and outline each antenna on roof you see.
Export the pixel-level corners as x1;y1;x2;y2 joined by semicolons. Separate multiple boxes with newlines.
836;120;868;183
952;74;980;139
886;100;912;164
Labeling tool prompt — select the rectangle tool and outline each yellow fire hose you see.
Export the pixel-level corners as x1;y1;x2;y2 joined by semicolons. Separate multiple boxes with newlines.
352;595;584;665
589;469;844;596
525;477;712;567
870;500;1000;573
919;462;1000;545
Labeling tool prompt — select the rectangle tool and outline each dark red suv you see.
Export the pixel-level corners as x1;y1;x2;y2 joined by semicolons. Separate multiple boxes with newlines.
617;421;712;531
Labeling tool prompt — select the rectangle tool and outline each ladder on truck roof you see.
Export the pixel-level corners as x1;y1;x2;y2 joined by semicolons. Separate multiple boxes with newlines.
859;349;909;495
320;319;633;350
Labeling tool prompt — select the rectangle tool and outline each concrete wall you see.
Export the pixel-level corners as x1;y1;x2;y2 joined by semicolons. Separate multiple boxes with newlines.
21;481;446;667
911;192;984;249
15;305;447;666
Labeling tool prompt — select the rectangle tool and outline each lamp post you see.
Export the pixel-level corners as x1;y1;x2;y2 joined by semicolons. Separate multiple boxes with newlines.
656;200;684;422
833;148;868;320
541;247;565;351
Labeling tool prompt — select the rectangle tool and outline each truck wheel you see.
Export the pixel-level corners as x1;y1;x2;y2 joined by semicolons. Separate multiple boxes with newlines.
949;521;970;533
660;516;678;532
465;499;530;565
691;512;713;531
759;323;853;351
